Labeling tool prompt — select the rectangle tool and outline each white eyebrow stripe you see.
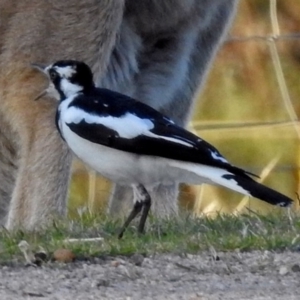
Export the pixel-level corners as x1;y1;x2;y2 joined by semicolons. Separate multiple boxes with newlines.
54;65;76;78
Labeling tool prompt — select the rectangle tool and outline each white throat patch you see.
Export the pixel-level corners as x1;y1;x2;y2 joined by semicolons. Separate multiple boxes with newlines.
60;78;83;98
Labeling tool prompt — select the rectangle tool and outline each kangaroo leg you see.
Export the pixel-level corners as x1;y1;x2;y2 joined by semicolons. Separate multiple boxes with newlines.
0;0;125;229
108;0;237;218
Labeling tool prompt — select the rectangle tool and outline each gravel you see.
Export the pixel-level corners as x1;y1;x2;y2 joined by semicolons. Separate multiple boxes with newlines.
1;251;300;300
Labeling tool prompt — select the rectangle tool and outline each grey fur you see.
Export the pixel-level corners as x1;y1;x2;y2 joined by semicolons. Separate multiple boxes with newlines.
105;0;238;217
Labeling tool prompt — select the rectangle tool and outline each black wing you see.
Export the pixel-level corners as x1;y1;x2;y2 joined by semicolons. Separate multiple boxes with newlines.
66;88;256;178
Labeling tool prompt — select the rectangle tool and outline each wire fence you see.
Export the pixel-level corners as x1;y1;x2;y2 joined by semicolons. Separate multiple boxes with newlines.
232;0;299;136
190;0;300;215
193;0;300;131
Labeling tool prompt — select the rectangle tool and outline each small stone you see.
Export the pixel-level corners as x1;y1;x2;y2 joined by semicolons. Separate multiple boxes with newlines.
34;251;47;262
143;258;153;267
22;291;45;297
97;279;110;287
291;264;300;272
57;274;66;280
111;260;120;267
168;275;180;282
53;248;75;263
130;254;144;266
186;254;194;259
279;266;289;275
33;251;48;266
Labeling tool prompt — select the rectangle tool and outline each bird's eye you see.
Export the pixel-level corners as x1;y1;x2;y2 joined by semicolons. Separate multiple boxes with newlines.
49;70;57;81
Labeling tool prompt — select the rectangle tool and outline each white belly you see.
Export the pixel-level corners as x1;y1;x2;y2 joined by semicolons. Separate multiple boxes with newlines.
61;122;209;187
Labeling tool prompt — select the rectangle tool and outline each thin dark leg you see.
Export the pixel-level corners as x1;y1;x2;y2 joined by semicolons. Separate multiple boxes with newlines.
137;188;151;235
118;200;143;239
118;184;151;239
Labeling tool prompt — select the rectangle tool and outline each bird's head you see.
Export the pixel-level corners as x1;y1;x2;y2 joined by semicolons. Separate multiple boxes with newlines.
32;60;94;101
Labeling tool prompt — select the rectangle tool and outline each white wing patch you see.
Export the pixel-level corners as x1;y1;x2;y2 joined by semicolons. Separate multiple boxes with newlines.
59;99;193;147
210;150;228;163
63;107;154;138
61;105;193;147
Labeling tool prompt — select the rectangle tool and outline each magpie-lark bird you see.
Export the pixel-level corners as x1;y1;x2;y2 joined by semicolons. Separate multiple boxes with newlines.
33;60;293;238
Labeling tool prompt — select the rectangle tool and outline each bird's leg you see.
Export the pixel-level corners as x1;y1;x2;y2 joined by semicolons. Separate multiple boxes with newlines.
118;200;143;239
118;184;151;239
137;186;151;235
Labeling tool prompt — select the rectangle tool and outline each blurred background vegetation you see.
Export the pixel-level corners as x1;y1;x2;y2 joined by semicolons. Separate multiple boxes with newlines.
68;0;300;218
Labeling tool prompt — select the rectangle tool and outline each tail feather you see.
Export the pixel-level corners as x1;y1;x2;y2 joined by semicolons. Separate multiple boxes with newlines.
171;161;293;207
221;173;293;207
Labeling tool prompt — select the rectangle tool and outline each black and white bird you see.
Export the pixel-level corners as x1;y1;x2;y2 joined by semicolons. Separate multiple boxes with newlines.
33;60;293;238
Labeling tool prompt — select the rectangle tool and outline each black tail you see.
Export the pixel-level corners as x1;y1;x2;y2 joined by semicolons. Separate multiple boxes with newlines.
223;174;293;207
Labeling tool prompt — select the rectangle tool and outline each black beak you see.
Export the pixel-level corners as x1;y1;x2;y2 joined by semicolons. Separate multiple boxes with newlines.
31;63;48;101
31;63;47;73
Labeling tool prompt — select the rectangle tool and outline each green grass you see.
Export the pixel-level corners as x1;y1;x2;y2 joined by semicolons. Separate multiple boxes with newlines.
1;209;300;264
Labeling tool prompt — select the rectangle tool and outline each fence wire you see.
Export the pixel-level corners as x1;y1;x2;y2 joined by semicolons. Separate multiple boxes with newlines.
192;0;300;214
268;0;300;137
193;0;300;131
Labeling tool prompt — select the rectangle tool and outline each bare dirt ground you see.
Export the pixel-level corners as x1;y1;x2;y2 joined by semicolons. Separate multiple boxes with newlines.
0;251;300;300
